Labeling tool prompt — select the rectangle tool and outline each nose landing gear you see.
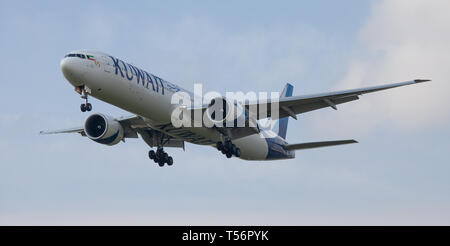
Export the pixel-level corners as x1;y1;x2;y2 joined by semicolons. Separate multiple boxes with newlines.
217;139;241;158
77;86;92;112
80;103;92;112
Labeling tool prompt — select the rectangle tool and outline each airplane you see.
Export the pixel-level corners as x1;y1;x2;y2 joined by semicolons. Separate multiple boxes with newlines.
40;50;430;167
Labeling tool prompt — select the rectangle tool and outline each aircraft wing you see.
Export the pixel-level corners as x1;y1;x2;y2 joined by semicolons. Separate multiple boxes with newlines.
39;115;139;138
39;126;86;136
40;115;185;148
247;79;430;120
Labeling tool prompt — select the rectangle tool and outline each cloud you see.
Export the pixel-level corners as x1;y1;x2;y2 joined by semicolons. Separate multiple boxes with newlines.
310;0;450;137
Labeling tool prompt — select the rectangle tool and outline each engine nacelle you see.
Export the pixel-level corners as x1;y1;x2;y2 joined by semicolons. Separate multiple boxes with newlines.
84;113;124;146
205;97;249;127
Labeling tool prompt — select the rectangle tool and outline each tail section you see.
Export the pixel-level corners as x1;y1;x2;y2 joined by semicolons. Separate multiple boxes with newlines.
277;83;293;139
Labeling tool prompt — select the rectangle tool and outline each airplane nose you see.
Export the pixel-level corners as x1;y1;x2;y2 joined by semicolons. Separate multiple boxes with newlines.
60;58;84;86
60;58;73;77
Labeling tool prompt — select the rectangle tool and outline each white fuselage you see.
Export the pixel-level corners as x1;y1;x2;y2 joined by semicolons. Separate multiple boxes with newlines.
60;50;280;160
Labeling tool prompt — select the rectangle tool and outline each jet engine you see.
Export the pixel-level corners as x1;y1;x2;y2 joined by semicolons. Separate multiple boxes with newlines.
84;113;124;145
205;97;249;127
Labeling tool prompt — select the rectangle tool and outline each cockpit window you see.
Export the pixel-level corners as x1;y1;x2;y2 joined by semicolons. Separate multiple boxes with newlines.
64;53;86;59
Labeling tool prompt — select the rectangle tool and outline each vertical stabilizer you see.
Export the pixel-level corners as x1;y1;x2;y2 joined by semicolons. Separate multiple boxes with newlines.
277;83;293;139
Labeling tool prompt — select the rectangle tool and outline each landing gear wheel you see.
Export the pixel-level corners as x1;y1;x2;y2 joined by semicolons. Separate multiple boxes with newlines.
234;148;241;157
86;103;92;111
231;145;237;155
167;156;173;166
151;147;174;167
80;104;86;112
148;150;156;160
216;141;224;151
225;140;232;150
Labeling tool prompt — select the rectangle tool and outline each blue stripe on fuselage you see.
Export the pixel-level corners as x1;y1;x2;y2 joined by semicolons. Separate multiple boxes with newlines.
265;136;295;160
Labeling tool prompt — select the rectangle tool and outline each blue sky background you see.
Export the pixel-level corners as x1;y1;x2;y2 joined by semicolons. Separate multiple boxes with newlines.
1;0;449;225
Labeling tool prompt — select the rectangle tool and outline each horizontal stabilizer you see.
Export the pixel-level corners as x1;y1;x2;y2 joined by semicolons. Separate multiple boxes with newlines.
283;139;357;150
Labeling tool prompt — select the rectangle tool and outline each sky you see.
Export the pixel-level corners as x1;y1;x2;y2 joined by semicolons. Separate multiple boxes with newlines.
1;0;449;225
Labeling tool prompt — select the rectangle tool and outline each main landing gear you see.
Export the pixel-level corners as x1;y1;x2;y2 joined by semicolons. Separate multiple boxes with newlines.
79;86;92;112
217;139;241;158
148;147;173;167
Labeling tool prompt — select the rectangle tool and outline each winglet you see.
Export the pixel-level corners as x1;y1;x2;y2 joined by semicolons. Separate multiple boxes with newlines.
414;79;431;83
